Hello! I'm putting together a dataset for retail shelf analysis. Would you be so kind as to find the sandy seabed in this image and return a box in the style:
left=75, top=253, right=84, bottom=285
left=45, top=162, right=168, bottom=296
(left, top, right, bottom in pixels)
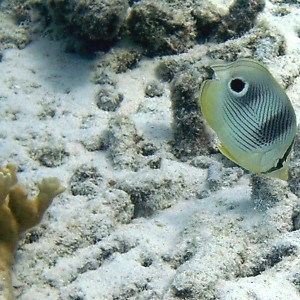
left=2, top=0, right=300, bottom=299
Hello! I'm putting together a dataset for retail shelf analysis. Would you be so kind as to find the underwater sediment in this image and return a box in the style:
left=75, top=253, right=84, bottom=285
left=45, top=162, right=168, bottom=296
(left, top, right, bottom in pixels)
left=1, top=0, right=300, bottom=299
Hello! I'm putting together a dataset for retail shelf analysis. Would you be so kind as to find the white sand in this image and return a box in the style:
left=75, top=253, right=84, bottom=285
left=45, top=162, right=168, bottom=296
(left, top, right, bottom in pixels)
left=1, top=1, right=300, bottom=299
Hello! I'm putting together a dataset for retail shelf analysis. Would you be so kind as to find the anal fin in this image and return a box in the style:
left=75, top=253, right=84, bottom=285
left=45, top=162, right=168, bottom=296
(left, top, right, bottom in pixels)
left=218, top=144, right=239, bottom=165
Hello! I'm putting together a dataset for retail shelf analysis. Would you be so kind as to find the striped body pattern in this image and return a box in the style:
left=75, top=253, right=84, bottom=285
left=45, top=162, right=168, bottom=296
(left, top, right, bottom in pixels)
left=199, top=59, right=297, bottom=180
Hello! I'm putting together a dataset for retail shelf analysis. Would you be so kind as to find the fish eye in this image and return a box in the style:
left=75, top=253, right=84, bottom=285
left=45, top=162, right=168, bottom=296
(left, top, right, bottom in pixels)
left=228, top=78, right=248, bottom=96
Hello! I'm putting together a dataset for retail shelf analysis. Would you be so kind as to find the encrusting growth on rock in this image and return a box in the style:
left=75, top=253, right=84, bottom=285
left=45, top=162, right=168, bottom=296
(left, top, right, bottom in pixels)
left=0, top=164, right=65, bottom=300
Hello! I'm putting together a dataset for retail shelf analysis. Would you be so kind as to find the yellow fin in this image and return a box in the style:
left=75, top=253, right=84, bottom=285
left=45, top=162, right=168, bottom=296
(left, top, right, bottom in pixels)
left=272, top=169, right=288, bottom=180
left=267, top=162, right=289, bottom=181
left=218, top=144, right=239, bottom=165
left=199, top=80, right=222, bottom=130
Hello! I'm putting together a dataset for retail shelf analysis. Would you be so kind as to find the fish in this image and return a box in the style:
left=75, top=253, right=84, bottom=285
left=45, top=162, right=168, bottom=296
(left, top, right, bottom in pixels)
left=199, top=58, right=297, bottom=180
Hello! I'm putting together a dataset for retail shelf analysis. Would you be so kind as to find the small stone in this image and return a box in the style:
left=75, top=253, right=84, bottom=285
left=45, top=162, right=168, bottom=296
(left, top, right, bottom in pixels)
left=145, top=80, right=164, bottom=97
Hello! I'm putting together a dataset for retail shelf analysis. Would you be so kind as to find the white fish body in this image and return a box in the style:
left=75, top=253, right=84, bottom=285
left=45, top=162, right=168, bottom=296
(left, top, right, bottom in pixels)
left=199, top=58, right=297, bottom=180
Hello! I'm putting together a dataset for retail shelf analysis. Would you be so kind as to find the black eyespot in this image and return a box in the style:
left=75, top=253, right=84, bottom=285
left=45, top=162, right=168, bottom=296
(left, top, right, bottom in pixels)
left=230, top=78, right=246, bottom=93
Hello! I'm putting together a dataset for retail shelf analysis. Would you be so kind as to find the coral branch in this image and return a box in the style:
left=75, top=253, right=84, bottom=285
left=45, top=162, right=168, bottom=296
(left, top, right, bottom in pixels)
left=0, top=165, right=64, bottom=299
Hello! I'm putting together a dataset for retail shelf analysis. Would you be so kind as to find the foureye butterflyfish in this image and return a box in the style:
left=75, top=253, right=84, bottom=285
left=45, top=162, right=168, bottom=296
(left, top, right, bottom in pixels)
left=199, top=58, right=297, bottom=180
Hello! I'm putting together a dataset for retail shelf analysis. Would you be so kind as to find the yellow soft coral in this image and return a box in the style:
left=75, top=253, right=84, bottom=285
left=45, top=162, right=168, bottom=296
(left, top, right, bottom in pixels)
left=0, top=164, right=65, bottom=300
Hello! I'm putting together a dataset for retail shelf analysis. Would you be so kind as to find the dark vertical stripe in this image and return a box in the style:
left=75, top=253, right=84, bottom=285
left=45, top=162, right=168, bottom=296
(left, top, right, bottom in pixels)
left=221, top=79, right=294, bottom=154
left=223, top=103, right=256, bottom=151
left=224, top=94, right=265, bottom=150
